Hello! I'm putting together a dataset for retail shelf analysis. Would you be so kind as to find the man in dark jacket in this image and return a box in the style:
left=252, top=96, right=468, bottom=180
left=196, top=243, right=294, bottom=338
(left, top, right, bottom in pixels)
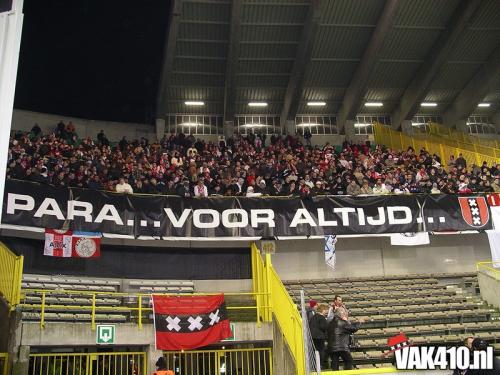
left=309, top=304, right=329, bottom=369
left=327, top=309, right=363, bottom=371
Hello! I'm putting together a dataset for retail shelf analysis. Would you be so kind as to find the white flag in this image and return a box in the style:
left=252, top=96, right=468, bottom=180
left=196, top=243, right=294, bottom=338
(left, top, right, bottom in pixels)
left=324, top=235, right=337, bottom=270
left=486, top=230, right=500, bottom=268
left=390, top=232, right=430, bottom=246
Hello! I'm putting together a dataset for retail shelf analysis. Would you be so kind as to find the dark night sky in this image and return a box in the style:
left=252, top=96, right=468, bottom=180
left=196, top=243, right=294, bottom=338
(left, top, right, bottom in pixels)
left=14, top=0, right=170, bottom=124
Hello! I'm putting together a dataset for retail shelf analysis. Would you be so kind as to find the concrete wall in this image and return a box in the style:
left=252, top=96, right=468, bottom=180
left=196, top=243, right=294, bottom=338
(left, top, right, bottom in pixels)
left=269, top=233, right=491, bottom=281
left=478, top=271, right=500, bottom=309
left=11, top=110, right=156, bottom=142
left=16, top=322, right=272, bottom=374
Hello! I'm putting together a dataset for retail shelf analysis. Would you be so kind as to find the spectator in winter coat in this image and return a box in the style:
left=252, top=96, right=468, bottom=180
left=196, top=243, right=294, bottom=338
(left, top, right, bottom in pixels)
left=309, top=304, right=329, bottom=369
left=327, top=309, right=364, bottom=371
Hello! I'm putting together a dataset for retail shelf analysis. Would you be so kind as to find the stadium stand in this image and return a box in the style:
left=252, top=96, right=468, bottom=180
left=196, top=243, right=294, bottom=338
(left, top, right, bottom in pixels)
left=286, top=273, right=500, bottom=368
left=7, top=125, right=500, bottom=197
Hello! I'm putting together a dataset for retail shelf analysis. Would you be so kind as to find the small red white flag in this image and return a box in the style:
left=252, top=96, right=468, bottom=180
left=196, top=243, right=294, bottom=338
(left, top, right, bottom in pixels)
left=44, top=229, right=101, bottom=258
left=44, top=229, right=73, bottom=257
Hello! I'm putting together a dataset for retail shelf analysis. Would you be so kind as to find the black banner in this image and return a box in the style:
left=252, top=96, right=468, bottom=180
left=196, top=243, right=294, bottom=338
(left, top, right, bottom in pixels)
left=2, top=180, right=492, bottom=239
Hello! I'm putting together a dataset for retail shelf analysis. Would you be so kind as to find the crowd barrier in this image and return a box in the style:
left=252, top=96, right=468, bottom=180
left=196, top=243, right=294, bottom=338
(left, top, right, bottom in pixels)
left=162, top=348, right=272, bottom=375
left=374, top=123, right=499, bottom=167
left=0, top=353, right=8, bottom=375
left=251, top=244, right=305, bottom=375
left=0, top=241, right=23, bottom=310
left=476, top=261, right=500, bottom=281
left=28, top=352, right=147, bottom=375
left=20, top=289, right=267, bottom=330
left=426, top=122, right=500, bottom=149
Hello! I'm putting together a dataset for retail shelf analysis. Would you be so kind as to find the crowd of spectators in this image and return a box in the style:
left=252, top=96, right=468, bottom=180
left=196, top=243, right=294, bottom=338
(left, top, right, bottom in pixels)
left=7, top=121, right=500, bottom=197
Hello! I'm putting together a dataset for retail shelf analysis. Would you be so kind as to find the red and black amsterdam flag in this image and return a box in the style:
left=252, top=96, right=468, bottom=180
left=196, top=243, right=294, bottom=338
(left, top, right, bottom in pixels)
left=152, top=294, right=231, bottom=350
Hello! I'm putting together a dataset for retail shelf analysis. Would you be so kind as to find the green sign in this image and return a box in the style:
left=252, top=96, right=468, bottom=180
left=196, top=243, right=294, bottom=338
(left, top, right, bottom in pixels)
left=223, top=323, right=236, bottom=341
left=96, top=324, right=115, bottom=344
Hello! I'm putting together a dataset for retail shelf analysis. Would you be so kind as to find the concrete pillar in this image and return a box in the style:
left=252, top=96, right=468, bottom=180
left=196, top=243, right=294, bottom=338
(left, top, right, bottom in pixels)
left=0, top=0, right=23, bottom=225
left=224, top=120, right=234, bottom=139
left=284, top=120, right=295, bottom=136
left=155, top=118, right=165, bottom=141
left=344, top=120, right=355, bottom=142
left=11, top=345, right=29, bottom=375
left=456, top=119, right=469, bottom=134
left=492, top=112, right=500, bottom=135
left=148, top=344, right=163, bottom=374
left=401, top=120, right=413, bottom=136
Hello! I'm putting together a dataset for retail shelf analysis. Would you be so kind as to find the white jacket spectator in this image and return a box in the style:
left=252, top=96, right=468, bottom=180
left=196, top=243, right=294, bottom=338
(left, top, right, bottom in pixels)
left=116, top=178, right=133, bottom=194
left=194, top=181, right=208, bottom=197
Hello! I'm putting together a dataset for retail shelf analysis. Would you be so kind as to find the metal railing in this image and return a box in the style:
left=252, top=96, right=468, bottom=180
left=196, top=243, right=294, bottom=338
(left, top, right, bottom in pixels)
left=476, top=261, right=500, bottom=281
left=374, top=123, right=500, bottom=167
left=162, top=348, right=272, bottom=375
left=28, top=352, right=146, bottom=375
left=20, top=289, right=269, bottom=330
left=0, top=353, right=8, bottom=375
left=427, top=122, right=499, bottom=149
left=0, top=241, right=24, bottom=310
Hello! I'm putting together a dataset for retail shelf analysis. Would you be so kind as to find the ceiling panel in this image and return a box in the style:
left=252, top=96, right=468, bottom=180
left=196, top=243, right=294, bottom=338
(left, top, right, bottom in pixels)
left=304, top=61, right=358, bottom=87
left=182, top=1, right=230, bottom=23
left=178, top=23, right=229, bottom=40
left=378, top=28, right=441, bottom=60
left=367, top=61, right=421, bottom=88
left=393, top=0, right=460, bottom=27
left=237, top=60, right=293, bottom=74
left=469, top=0, right=500, bottom=28
left=312, top=27, right=374, bottom=58
left=447, top=29, right=500, bottom=62
left=242, top=3, right=308, bottom=23
left=236, top=87, right=286, bottom=101
left=176, top=41, right=228, bottom=58
left=431, top=62, right=482, bottom=89
left=240, top=25, right=303, bottom=42
left=319, top=0, right=385, bottom=24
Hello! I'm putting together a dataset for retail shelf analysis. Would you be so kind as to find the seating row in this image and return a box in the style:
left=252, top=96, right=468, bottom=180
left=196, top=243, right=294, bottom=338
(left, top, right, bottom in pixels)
left=22, top=312, right=127, bottom=322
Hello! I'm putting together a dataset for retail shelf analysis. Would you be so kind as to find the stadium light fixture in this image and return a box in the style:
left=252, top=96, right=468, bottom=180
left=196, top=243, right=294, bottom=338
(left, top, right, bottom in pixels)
left=364, top=102, right=383, bottom=107
left=297, top=123, right=320, bottom=126
left=242, top=123, right=267, bottom=127
left=420, top=102, right=437, bottom=107
left=307, top=101, right=326, bottom=106
left=180, top=122, right=202, bottom=127
left=248, top=102, right=268, bottom=107
left=478, top=103, right=490, bottom=107
left=184, top=101, right=205, bottom=106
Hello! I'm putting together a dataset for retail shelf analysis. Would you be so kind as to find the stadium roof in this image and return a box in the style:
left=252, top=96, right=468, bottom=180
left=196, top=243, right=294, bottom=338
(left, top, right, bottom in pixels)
left=156, top=0, right=500, bottom=129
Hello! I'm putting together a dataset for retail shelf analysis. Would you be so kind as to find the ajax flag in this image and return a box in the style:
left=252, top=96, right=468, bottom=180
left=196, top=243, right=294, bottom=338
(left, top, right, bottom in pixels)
left=324, top=235, right=337, bottom=270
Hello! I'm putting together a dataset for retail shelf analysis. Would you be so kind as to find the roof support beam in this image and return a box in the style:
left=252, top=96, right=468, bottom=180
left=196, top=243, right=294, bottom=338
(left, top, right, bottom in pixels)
left=156, top=0, right=182, bottom=118
left=391, top=0, right=482, bottom=129
left=336, top=0, right=400, bottom=134
left=443, top=45, right=500, bottom=127
left=223, top=0, right=242, bottom=124
left=280, top=0, right=322, bottom=129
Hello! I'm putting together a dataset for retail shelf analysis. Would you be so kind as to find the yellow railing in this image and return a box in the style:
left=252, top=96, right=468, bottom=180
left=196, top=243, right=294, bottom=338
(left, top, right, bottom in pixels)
left=0, top=241, right=24, bottom=310
left=251, top=243, right=305, bottom=375
left=374, top=123, right=500, bottom=167
left=428, top=122, right=500, bottom=149
left=0, top=353, right=8, bottom=375
left=29, top=352, right=146, bottom=375
left=476, top=261, right=500, bottom=281
left=20, top=289, right=268, bottom=330
left=317, top=368, right=398, bottom=375
left=162, top=348, right=273, bottom=375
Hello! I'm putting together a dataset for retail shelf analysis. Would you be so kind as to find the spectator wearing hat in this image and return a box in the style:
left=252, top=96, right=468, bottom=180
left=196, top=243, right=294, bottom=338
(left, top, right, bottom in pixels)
left=306, top=300, right=318, bottom=321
